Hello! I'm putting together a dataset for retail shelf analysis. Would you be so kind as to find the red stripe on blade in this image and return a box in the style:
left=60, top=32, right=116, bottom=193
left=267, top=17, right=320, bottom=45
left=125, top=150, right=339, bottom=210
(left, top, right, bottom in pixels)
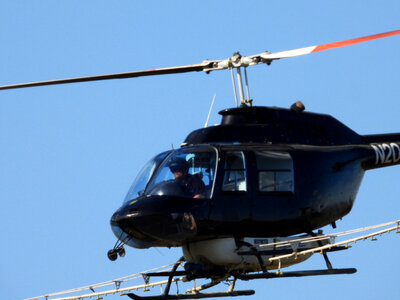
left=312, top=29, right=400, bottom=53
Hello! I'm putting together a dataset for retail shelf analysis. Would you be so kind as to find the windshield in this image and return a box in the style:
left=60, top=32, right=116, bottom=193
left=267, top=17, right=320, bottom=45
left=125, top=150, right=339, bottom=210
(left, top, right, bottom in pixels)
left=145, top=146, right=217, bottom=199
left=124, top=151, right=171, bottom=203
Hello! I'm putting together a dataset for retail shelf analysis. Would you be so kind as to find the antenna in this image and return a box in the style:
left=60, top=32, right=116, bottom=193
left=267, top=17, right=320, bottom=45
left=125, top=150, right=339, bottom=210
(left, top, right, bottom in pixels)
left=204, top=93, right=216, bottom=128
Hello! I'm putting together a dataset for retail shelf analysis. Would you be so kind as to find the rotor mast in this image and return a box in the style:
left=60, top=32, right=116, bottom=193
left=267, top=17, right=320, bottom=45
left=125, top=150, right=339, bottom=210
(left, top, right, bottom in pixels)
left=227, top=52, right=254, bottom=107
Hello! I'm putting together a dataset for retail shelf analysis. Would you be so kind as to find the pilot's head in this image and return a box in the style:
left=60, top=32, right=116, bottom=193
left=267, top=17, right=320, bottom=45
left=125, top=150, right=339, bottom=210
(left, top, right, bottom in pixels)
left=169, top=157, right=189, bottom=179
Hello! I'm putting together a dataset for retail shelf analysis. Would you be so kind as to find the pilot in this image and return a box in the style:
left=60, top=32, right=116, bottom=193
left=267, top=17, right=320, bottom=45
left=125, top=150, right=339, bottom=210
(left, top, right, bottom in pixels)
left=169, top=158, right=205, bottom=198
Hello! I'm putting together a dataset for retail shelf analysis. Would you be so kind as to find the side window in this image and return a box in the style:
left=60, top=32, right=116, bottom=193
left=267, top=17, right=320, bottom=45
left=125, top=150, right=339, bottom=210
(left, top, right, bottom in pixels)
left=222, top=151, right=247, bottom=192
left=256, top=151, right=294, bottom=193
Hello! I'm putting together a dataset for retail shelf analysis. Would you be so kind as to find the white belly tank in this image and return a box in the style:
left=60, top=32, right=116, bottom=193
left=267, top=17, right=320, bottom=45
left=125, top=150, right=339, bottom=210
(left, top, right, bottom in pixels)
left=182, top=235, right=326, bottom=272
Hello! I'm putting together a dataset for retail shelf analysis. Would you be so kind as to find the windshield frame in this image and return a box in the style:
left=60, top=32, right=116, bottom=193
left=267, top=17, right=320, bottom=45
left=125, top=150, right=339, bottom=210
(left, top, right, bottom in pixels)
left=123, top=150, right=172, bottom=203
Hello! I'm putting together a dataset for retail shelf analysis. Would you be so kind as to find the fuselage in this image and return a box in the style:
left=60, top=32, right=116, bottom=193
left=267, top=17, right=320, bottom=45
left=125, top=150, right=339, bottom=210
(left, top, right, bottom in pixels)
left=110, top=106, right=400, bottom=249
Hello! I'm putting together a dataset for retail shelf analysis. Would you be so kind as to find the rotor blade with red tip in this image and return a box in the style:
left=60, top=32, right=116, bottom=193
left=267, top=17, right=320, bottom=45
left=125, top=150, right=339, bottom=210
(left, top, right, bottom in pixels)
left=260, top=29, right=400, bottom=60
left=1, top=30, right=399, bottom=90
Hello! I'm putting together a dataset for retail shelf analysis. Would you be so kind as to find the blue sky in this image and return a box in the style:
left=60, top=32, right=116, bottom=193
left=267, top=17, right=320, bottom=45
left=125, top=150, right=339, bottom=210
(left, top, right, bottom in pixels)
left=1, top=1, right=399, bottom=299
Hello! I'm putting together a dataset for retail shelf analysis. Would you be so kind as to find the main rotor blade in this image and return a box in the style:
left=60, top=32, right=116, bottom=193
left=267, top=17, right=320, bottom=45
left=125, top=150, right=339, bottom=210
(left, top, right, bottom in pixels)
left=260, top=29, right=400, bottom=60
left=0, top=63, right=211, bottom=90
left=1, top=29, right=398, bottom=90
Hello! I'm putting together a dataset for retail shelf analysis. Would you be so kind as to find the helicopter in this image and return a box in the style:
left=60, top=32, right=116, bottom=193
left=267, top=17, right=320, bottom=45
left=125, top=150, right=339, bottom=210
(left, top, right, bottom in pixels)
left=3, top=29, right=400, bottom=300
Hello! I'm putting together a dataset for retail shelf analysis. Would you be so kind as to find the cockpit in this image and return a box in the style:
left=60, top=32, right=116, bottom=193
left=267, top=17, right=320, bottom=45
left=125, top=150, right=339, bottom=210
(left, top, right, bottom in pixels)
left=124, top=144, right=295, bottom=206
left=124, top=146, right=218, bottom=203
left=116, top=144, right=295, bottom=248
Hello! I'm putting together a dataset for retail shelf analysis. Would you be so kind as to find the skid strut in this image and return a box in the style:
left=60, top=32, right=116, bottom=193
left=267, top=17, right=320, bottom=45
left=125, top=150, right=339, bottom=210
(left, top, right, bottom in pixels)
left=127, top=256, right=255, bottom=300
left=308, top=231, right=333, bottom=269
left=236, top=240, right=268, bottom=273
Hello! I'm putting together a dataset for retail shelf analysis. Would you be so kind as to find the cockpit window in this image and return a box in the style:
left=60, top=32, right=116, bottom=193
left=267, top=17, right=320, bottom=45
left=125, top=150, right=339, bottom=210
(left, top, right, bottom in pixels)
left=255, top=151, right=294, bottom=192
left=222, top=151, right=247, bottom=192
left=124, top=151, right=171, bottom=203
left=146, top=146, right=217, bottom=199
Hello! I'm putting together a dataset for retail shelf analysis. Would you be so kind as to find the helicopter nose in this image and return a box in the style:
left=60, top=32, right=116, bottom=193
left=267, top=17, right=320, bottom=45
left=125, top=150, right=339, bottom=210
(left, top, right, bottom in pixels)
left=110, top=207, right=144, bottom=239
left=110, top=208, right=156, bottom=249
left=110, top=208, right=138, bottom=230
left=110, top=195, right=203, bottom=247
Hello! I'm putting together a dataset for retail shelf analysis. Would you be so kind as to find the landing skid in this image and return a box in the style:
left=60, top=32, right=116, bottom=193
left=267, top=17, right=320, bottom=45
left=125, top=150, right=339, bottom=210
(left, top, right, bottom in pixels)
left=126, top=290, right=255, bottom=300
left=127, top=268, right=356, bottom=300
left=126, top=252, right=357, bottom=300
left=127, top=257, right=254, bottom=300
left=233, top=268, right=356, bottom=280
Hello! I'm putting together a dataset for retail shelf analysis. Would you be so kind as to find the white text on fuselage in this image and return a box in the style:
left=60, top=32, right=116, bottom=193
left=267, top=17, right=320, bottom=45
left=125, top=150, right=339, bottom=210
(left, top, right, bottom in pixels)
left=371, top=142, right=400, bottom=165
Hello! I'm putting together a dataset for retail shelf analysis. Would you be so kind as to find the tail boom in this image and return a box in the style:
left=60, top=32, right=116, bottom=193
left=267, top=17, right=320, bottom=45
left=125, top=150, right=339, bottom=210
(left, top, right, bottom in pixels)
left=361, top=134, right=400, bottom=170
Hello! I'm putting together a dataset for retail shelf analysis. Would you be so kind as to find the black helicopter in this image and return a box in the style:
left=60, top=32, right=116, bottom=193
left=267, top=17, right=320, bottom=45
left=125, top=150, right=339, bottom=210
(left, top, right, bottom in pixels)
left=3, top=30, right=400, bottom=300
